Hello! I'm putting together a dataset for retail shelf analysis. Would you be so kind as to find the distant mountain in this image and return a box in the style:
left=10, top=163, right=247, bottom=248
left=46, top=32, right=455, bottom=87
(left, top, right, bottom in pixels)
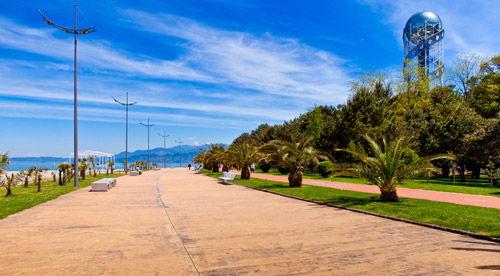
left=115, top=144, right=227, bottom=164
left=115, top=145, right=202, bottom=160
left=9, top=144, right=226, bottom=167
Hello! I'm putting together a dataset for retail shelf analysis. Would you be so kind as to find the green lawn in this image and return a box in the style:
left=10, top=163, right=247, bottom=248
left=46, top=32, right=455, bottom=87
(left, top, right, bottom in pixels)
left=205, top=170, right=500, bottom=237
left=0, top=173, right=124, bottom=219
left=253, top=168, right=500, bottom=197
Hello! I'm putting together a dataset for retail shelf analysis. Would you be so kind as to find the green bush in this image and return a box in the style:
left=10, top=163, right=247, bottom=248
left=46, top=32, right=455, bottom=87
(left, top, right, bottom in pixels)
left=259, top=163, right=272, bottom=173
left=277, top=166, right=290, bottom=174
left=317, top=161, right=333, bottom=178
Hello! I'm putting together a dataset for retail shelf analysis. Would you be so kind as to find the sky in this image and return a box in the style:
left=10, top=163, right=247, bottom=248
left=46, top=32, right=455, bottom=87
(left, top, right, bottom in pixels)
left=0, top=0, right=499, bottom=157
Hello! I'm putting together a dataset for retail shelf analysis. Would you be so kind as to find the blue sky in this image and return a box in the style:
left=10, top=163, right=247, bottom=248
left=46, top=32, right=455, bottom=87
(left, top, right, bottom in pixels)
left=1, top=0, right=499, bottom=157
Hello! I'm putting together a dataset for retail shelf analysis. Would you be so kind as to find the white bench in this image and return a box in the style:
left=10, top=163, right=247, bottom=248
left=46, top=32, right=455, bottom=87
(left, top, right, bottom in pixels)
left=153, top=167, right=160, bottom=171
left=130, top=171, right=139, bottom=176
left=91, top=178, right=116, bottom=192
left=219, top=172, right=236, bottom=184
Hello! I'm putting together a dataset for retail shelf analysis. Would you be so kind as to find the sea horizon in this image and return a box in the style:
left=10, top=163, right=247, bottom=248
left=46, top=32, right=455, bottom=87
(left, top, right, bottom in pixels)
left=6, top=158, right=193, bottom=172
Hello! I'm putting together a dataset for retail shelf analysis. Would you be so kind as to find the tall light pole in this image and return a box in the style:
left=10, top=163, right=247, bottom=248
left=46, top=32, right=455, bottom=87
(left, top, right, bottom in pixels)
left=158, top=131, right=169, bottom=168
left=113, top=92, right=137, bottom=173
left=139, top=118, right=155, bottom=169
left=175, top=139, right=183, bottom=168
left=39, top=6, right=96, bottom=188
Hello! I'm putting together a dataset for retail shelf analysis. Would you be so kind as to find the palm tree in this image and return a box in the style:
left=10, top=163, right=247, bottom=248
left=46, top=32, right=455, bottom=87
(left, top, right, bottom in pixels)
left=79, top=162, right=90, bottom=180
left=18, top=170, right=30, bottom=187
left=38, top=168, right=48, bottom=192
left=57, top=167, right=63, bottom=185
left=260, top=136, right=327, bottom=187
left=335, top=135, right=453, bottom=202
left=0, top=152, right=9, bottom=174
left=193, top=151, right=205, bottom=164
left=67, top=164, right=74, bottom=184
left=28, top=166, right=44, bottom=192
left=200, top=143, right=226, bottom=172
left=121, top=160, right=127, bottom=172
left=194, top=151, right=211, bottom=170
left=27, top=166, right=38, bottom=186
left=108, top=160, right=115, bottom=175
left=51, top=171, right=56, bottom=182
left=2, top=173, right=16, bottom=197
left=57, top=163, right=71, bottom=186
left=89, top=157, right=97, bottom=177
left=226, top=143, right=261, bottom=180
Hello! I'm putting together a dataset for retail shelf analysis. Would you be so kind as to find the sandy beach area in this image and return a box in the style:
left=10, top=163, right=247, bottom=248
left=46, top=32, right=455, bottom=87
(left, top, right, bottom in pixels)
left=0, top=169, right=124, bottom=182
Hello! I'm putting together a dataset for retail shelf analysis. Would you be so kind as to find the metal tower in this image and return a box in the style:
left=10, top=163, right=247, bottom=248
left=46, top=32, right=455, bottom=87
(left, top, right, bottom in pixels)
left=403, top=11, right=444, bottom=85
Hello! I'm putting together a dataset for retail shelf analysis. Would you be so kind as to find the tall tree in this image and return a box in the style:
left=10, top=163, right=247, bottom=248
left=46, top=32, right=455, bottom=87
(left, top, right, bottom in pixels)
left=470, top=56, right=500, bottom=118
left=335, top=79, right=397, bottom=161
left=448, top=52, right=484, bottom=101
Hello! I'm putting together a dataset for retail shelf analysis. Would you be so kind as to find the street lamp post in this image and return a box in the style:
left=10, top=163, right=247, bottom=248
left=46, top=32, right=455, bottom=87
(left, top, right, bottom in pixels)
left=39, top=6, right=96, bottom=188
left=139, top=118, right=155, bottom=169
left=113, top=92, right=137, bottom=173
left=175, top=139, right=184, bottom=168
left=158, top=131, right=169, bottom=168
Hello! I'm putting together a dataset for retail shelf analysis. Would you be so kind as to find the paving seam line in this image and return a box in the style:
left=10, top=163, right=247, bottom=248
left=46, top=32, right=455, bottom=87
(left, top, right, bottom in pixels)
left=155, top=173, right=202, bottom=276
left=205, top=174, right=500, bottom=244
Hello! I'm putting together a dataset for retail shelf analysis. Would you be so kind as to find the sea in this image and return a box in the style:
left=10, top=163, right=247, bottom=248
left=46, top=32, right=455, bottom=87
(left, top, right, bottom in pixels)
left=6, top=159, right=192, bottom=171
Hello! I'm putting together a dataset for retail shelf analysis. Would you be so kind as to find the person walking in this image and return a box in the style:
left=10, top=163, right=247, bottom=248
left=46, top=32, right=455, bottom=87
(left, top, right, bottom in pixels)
left=251, top=163, right=255, bottom=173
left=188, top=163, right=191, bottom=170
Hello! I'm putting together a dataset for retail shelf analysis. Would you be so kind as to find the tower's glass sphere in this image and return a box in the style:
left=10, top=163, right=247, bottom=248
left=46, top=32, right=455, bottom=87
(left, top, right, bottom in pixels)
left=404, top=11, right=443, bottom=44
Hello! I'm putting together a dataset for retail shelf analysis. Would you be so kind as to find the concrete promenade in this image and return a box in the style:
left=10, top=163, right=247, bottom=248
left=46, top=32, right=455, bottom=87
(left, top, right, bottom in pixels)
left=233, top=171, right=500, bottom=210
left=0, top=169, right=499, bottom=275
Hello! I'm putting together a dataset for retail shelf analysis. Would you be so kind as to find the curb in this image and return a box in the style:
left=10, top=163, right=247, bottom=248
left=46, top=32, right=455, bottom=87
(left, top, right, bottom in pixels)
left=215, top=176, right=500, bottom=244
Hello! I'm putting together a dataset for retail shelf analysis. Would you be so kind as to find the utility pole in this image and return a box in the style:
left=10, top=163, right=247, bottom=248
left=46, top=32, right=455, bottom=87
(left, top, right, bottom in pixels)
left=139, top=118, right=155, bottom=169
left=113, top=92, right=137, bottom=173
left=175, top=139, right=184, bottom=168
left=158, top=131, right=169, bottom=168
left=39, top=6, right=96, bottom=188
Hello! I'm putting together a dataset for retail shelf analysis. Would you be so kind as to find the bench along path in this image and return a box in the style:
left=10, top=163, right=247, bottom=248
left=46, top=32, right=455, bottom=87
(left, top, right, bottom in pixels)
left=1, top=169, right=499, bottom=275
left=230, top=171, right=500, bottom=210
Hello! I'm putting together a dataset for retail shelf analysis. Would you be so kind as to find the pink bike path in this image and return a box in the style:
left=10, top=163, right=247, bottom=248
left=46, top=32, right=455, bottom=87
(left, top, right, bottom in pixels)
left=230, top=171, right=500, bottom=210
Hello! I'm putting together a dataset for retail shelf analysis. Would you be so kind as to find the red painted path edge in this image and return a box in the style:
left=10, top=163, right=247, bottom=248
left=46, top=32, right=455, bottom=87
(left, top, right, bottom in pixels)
left=230, top=170, right=500, bottom=210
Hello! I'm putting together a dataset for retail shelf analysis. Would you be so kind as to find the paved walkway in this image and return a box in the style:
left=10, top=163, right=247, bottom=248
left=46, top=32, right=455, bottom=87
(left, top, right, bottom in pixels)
left=1, top=169, right=500, bottom=275
left=232, top=171, right=500, bottom=210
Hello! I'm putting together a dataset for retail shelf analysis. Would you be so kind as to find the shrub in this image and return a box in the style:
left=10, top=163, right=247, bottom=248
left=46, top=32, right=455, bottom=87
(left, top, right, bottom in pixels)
left=277, top=166, right=290, bottom=174
left=317, top=161, right=333, bottom=178
left=259, top=163, right=272, bottom=173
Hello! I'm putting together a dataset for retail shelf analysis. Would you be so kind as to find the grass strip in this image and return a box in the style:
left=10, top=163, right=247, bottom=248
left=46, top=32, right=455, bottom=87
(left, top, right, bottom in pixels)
left=205, top=170, right=500, bottom=238
left=0, top=173, right=124, bottom=219
left=256, top=169, right=500, bottom=197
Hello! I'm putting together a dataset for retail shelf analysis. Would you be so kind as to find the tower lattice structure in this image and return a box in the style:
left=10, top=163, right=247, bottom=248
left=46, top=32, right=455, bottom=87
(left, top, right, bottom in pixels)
left=403, top=11, right=444, bottom=85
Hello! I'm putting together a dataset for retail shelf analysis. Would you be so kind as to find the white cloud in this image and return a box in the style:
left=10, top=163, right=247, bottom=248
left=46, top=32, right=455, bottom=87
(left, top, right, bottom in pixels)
left=0, top=11, right=353, bottom=128
left=120, top=10, right=352, bottom=103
